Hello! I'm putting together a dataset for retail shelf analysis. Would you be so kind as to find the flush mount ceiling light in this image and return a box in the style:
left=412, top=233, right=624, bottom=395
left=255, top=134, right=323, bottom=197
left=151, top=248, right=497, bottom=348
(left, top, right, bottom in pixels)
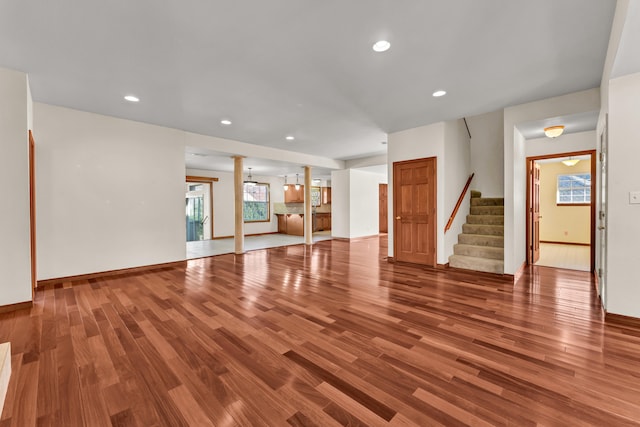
left=544, top=125, right=565, bottom=138
left=432, top=90, right=447, bottom=97
left=244, top=168, right=257, bottom=186
left=562, top=157, right=580, bottom=167
left=124, top=95, right=139, bottom=102
left=283, top=175, right=289, bottom=191
left=372, top=40, right=391, bottom=52
left=220, top=119, right=232, bottom=125
left=286, top=136, right=295, bottom=141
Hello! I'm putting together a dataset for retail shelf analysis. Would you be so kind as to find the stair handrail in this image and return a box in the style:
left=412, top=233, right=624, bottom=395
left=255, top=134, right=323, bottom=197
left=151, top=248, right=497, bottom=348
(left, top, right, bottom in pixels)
left=445, top=173, right=474, bottom=233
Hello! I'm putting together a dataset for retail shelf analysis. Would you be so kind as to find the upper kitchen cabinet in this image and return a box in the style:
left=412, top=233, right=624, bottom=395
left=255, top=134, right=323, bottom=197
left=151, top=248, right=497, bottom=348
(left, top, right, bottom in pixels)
left=284, top=185, right=304, bottom=203
left=321, top=187, right=331, bottom=204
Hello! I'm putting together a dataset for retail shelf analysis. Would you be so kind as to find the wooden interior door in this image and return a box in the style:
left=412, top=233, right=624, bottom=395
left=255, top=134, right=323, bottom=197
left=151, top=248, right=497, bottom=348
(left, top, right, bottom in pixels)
left=393, top=158, right=436, bottom=266
left=532, top=162, right=541, bottom=263
left=379, top=183, right=388, bottom=233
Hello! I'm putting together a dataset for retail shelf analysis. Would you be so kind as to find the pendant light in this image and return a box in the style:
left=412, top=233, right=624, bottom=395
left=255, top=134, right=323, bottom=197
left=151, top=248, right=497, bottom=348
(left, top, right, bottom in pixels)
left=562, top=157, right=580, bottom=167
left=295, top=173, right=300, bottom=191
left=283, top=176, right=289, bottom=191
left=244, top=168, right=257, bottom=186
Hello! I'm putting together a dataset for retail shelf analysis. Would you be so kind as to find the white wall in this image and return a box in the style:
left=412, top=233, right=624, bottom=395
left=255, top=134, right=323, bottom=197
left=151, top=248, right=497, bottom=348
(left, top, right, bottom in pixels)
left=526, top=130, right=597, bottom=157
left=606, top=72, right=640, bottom=318
left=387, top=120, right=470, bottom=264
left=444, top=120, right=472, bottom=259
left=35, top=103, right=186, bottom=280
left=330, top=169, right=383, bottom=239
left=349, top=170, right=383, bottom=239
left=331, top=169, right=350, bottom=238
left=467, top=109, right=504, bottom=197
left=503, top=88, right=600, bottom=274
left=0, top=68, right=32, bottom=305
left=388, top=122, right=445, bottom=260
left=186, top=168, right=284, bottom=237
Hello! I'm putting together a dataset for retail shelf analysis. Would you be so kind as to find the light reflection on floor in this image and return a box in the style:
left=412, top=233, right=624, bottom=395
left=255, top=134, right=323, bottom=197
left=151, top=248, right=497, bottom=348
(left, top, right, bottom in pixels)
left=186, top=231, right=332, bottom=259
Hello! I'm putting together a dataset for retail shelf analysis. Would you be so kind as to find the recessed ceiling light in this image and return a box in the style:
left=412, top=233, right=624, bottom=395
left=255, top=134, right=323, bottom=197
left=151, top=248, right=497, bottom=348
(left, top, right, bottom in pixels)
left=432, top=90, right=447, bottom=97
left=124, top=95, right=139, bottom=102
left=220, top=119, right=232, bottom=125
left=372, top=40, right=391, bottom=52
left=286, top=136, right=295, bottom=141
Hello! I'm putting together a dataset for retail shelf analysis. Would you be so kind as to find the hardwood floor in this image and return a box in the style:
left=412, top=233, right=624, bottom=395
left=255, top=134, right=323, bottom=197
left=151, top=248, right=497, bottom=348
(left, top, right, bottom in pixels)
left=1, top=236, right=639, bottom=426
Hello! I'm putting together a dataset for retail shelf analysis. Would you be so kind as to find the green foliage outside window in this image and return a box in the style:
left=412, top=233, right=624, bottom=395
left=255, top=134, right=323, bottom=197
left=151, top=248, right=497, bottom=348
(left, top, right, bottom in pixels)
left=244, top=183, right=270, bottom=222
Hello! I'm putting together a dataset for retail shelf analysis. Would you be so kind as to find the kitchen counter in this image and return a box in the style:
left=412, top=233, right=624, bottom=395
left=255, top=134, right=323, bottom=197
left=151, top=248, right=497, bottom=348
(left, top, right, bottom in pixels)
left=276, top=213, right=331, bottom=235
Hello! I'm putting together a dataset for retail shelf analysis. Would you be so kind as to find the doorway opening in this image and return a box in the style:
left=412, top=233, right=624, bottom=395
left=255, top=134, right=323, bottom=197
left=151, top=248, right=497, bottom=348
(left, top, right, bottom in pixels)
left=185, top=176, right=215, bottom=242
left=526, top=150, right=596, bottom=272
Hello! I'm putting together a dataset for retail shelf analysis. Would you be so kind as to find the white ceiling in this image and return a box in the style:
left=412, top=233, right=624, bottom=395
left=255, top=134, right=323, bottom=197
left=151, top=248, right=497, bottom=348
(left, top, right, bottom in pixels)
left=517, top=111, right=600, bottom=140
left=0, top=1, right=616, bottom=173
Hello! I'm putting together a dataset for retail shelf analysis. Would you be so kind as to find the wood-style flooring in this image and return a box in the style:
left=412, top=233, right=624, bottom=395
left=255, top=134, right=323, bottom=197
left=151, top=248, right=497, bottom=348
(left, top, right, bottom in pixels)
left=1, top=236, right=639, bottom=426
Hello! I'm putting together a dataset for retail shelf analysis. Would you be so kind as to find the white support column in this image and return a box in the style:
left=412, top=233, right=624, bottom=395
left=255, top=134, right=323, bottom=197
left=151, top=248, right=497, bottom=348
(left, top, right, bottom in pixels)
left=304, top=166, right=313, bottom=245
left=233, top=156, right=245, bottom=254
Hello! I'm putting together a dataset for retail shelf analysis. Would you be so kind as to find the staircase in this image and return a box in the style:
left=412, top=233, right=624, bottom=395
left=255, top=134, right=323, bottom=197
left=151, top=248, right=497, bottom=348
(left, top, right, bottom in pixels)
left=448, top=190, right=504, bottom=274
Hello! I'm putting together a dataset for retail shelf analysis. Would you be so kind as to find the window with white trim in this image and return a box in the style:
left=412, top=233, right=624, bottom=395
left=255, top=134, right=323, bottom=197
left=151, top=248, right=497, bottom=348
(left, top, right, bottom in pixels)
left=557, top=173, right=591, bottom=204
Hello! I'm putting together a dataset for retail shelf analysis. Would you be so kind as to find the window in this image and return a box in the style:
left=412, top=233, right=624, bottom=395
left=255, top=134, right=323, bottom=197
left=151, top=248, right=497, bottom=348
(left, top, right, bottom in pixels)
left=244, top=183, right=270, bottom=222
left=557, top=173, right=591, bottom=205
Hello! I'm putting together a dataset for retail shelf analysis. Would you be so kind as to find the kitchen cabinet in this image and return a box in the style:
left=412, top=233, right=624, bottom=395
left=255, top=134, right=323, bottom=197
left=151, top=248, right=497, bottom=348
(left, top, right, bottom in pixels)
left=284, top=185, right=304, bottom=203
left=276, top=214, right=304, bottom=235
left=315, top=213, right=331, bottom=231
left=277, top=213, right=331, bottom=234
left=321, top=187, right=331, bottom=204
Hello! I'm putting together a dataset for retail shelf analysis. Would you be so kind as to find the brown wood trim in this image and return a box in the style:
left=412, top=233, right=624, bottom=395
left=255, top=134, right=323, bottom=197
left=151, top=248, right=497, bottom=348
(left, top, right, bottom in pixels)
left=540, top=240, right=590, bottom=247
left=557, top=203, right=590, bottom=207
left=605, top=312, right=640, bottom=329
left=526, top=150, right=596, bottom=273
left=212, top=232, right=280, bottom=240
left=444, top=265, right=515, bottom=283
left=444, top=173, right=474, bottom=233
left=29, top=130, right=36, bottom=300
left=186, top=175, right=219, bottom=182
left=327, top=235, right=378, bottom=243
left=37, top=260, right=187, bottom=287
left=526, top=158, right=532, bottom=265
left=0, top=301, right=33, bottom=314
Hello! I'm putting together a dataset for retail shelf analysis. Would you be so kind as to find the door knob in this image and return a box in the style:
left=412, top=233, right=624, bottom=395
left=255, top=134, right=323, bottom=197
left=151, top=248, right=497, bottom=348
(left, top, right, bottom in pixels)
left=598, top=225, right=605, bottom=230
left=395, top=216, right=401, bottom=220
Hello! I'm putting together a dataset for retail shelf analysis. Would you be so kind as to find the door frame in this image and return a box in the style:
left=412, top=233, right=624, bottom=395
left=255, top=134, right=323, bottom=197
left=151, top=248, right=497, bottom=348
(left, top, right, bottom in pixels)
left=393, top=157, right=437, bottom=267
left=29, top=130, right=36, bottom=298
left=379, top=183, right=388, bottom=233
left=186, top=175, right=218, bottom=240
left=598, top=116, right=608, bottom=307
left=526, top=149, right=596, bottom=272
